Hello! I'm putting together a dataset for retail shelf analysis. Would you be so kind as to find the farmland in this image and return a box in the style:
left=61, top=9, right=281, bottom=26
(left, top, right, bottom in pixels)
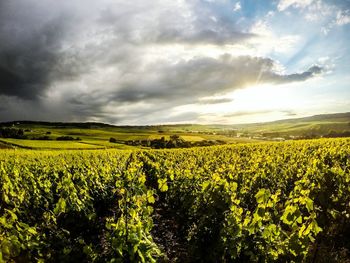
left=1, top=138, right=349, bottom=262
left=0, top=122, right=257, bottom=150
left=0, top=139, right=105, bottom=149
left=0, top=113, right=349, bottom=150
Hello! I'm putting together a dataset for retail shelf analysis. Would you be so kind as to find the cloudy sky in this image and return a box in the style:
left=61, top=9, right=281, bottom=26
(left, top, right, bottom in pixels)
left=0, top=0, right=349, bottom=124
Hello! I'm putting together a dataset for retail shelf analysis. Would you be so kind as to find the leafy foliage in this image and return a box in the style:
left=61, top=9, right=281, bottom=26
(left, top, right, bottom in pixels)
left=0, top=138, right=350, bottom=262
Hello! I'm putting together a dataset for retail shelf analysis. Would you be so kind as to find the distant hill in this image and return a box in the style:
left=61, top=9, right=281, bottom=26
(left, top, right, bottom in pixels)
left=1, top=112, right=350, bottom=139
left=236, top=112, right=350, bottom=138
left=270, top=112, right=350, bottom=124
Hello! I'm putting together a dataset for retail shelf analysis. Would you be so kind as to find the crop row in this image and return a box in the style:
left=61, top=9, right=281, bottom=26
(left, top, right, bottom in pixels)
left=0, top=138, right=349, bottom=262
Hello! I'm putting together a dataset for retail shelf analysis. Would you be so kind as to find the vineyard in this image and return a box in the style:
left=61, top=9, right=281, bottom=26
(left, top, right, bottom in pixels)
left=0, top=138, right=350, bottom=262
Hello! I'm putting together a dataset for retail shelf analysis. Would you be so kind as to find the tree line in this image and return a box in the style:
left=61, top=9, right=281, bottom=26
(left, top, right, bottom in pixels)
left=110, top=135, right=226, bottom=149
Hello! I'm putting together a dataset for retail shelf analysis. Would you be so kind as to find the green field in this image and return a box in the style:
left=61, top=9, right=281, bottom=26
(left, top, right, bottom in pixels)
left=1, top=112, right=349, bottom=150
left=0, top=141, right=12, bottom=149
left=1, top=115, right=350, bottom=260
left=1, top=138, right=349, bottom=262
left=0, top=123, right=260, bottom=149
left=0, top=138, right=105, bottom=149
left=237, top=112, right=350, bottom=138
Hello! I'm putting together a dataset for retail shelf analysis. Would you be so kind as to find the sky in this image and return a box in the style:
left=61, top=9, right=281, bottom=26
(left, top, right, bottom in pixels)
left=0, top=0, right=349, bottom=125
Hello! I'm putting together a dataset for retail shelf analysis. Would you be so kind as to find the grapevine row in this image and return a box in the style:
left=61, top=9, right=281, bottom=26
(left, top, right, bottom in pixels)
left=0, top=138, right=349, bottom=262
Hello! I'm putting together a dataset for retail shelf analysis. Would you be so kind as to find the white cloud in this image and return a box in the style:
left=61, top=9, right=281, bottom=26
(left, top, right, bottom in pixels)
left=266, top=11, right=275, bottom=17
left=233, top=2, right=241, bottom=12
left=336, top=10, right=350, bottom=25
left=316, top=56, right=335, bottom=75
left=304, top=0, right=334, bottom=21
left=278, top=0, right=314, bottom=11
left=0, top=0, right=338, bottom=124
left=319, top=8, right=350, bottom=35
left=279, top=1, right=349, bottom=35
left=249, top=20, right=300, bottom=55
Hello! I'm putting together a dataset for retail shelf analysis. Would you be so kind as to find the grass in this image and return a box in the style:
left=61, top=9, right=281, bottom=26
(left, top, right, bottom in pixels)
left=0, top=141, right=12, bottom=149
left=147, top=135, right=171, bottom=140
left=78, top=140, right=137, bottom=150
left=0, top=139, right=105, bottom=149
left=180, top=135, right=205, bottom=142
left=0, top=126, right=263, bottom=150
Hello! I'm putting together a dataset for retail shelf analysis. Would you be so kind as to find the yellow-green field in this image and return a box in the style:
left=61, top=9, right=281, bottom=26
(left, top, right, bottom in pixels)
left=1, top=138, right=349, bottom=262
left=78, top=140, right=138, bottom=149
left=0, top=138, right=104, bottom=149
left=0, top=123, right=264, bottom=150
left=180, top=135, right=205, bottom=141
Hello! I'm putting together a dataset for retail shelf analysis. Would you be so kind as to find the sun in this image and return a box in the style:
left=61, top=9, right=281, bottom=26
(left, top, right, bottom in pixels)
left=187, top=83, right=310, bottom=124
left=230, top=83, right=308, bottom=112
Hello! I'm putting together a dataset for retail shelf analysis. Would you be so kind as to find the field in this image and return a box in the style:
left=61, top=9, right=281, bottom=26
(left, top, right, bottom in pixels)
left=0, top=123, right=259, bottom=150
left=0, top=142, right=11, bottom=149
left=0, top=139, right=106, bottom=149
left=1, top=138, right=349, bottom=262
left=236, top=112, right=350, bottom=138
left=1, top=112, right=349, bottom=150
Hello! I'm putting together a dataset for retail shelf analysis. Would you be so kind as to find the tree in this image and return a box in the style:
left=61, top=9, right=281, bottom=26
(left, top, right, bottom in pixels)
left=170, top=135, right=180, bottom=141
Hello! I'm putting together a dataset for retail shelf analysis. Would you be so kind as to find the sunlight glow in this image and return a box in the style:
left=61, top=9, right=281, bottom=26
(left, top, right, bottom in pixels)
left=184, top=83, right=315, bottom=124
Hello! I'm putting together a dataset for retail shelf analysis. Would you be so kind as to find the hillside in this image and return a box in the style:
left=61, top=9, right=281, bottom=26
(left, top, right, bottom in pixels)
left=235, top=112, right=350, bottom=138
left=0, top=112, right=349, bottom=149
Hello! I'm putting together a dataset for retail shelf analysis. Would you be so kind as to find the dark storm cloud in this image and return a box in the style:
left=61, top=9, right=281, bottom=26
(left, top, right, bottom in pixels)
left=0, top=0, right=327, bottom=124
left=0, top=95, right=67, bottom=122
left=97, top=1, right=254, bottom=46
left=0, top=0, right=252, bottom=102
left=0, top=1, right=71, bottom=99
left=66, top=55, right=323, bottom=123
left=282, top=110, right=297, bottom=116
left=173, top=0, right=255, bottom=45
left=198, top=98, right=234, bottom=104
left=155, top=28, right=254, bottom=45
left=264, top=65, right=323, bottom=83
left=102, top=55, right=323, bottom=104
